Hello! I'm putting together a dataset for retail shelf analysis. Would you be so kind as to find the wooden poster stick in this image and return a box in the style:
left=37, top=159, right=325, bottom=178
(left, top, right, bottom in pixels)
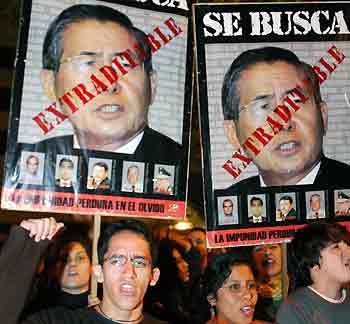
left=90, top=213, right=101, bottom=301
left=281, top=242, right=289, bottom=298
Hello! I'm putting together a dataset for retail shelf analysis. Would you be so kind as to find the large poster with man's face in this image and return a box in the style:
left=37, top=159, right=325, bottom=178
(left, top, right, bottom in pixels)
left=1, top=0, right=192, bottom=219
left=194, top=2, right=350, bottom=247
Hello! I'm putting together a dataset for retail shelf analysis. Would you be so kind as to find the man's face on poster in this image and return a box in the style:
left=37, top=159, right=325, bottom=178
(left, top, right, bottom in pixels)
left=26, top=156, right=39, bottom=175
left=92, top=165, right=108, bottom=183
left=251, top=199, right=263, bottom=217
left=279, top=198, right=293, bottom=216
left=127, top=166, right=139, bottom=185
left=223, top=199, right=233, bottom=216
left=226, top=61, right=328, bottom=183
left=42, top=19, right=157, bottom=150
left=59, top=160, right=74, bottom=181
left=310, top=195, right=321, bottom=211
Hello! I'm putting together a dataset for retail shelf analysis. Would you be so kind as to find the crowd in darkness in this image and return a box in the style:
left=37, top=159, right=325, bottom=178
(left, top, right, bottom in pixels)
left=0, top=217, right=349, bottom=324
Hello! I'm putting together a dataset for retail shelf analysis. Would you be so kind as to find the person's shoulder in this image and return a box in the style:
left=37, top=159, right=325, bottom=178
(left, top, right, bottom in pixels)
left=144, top=127, right=182, bottom=149
left=222, top=175, right=260, bottom=194
left=316, top=156, right=350, bottom=186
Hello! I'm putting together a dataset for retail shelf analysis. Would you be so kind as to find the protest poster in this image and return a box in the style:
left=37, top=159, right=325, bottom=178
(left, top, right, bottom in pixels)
left=194, top=1, right=350, bottom=247
left=1, top=0, right=192, bottom=220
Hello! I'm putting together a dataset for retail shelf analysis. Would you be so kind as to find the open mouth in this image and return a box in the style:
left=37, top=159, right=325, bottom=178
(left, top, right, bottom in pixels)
left=120, top=283, right=136, bottom=296
left=95, top=104, right=124, bottom=119
left=274, top=140, right=300, bottom=156
left=262, top=257, right=274, bottom=267
left=240, top=305, right=254, bottom=317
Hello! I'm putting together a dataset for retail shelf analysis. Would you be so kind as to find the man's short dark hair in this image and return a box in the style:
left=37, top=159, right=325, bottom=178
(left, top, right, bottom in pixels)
left=26, top=154, right=39, bottom=165
left=279, top=195, right=293, bottom=204
left=97, top=219, right=157, bottom=267
left=59, top=158, right=74, bottom=168
left=93, top=161, right=109, bottom=173
left=288, top=222, right=349, bottom=289
left=202, top=252, right=253, bottom=299
left=223, top=198, right=233, bottom=207
left=250, top=196, right=263, bottom=206
left=310, top=193, right=321, bottom=202
left=43, top=4, right=153, bottom=74
left=222, top=46, right=323, bottom=121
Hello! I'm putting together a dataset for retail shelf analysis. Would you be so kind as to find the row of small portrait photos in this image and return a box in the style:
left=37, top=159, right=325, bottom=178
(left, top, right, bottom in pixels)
left=18, top=151, right=176, bottom=196
left=215, top=189, right=350, bottom=226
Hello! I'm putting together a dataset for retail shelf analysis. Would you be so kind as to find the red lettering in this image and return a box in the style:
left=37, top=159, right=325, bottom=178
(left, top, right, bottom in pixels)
left=72, top=83, right=95, bottom=105
left=319, top=57, right=337, bottom=74
left=312, top=65, right=327, bottom=85
left=252, top=127, right=273, bottom=146
left=231, top=149, right=252, bottom=167
left=145, top=34, right=162, bottom=53
left=99, top=65, right=119, bottom=85
left=111, top=57, right=128, bottom=75
left=59, top=92, right=79, bottom=113
left=328, top=45, right=346, bottom=64
left=242, top=137, right=260, bottom=156
left=164, top=18, right=183, bottom=37
left=291, top=86, right=309, bottom=104
left=32, top=112, right=54, bottom=134
left=121, top=49, right=139, bottom=69
left=266, top=116, right=283, bottom=134
left=284, top=96, right=301, bottom=113
left=45, top=103, right=68, bottom=125
left=273, top=104, right=291, bottom=123
left=222, top=160, right=242, bottom=178
left=153, top=26, right=173, bottom=45
left=90, top=74, right=108, bottom=94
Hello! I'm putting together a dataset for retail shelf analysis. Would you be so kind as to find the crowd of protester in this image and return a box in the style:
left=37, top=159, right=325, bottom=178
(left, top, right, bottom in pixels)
left=0, top=217, right=349, bottom=323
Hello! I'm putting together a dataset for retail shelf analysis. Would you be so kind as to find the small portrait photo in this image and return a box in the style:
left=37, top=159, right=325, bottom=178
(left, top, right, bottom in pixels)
left=335, top=189, right=350, bottom=217
left=217, top=196, right=239, bottom=226
left=19, top=152, right=45, bottom=185
left=275, top=193, right=298, bottom=222
left=153, top=164, right=175, bottom=195
left=121, top=161, right=145, bottom=193
left=55, top=155, right=78, bottom=188
left=87, top=158, right=112, bottom=191
left=306, top=191, right=326, bottom=220
left=247, top=194, right=267, bottom=224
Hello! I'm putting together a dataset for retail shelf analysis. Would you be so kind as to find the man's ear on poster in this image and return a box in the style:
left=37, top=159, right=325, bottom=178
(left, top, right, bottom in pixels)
left=223, top=119, right=241, bottom=149
left=319, top=101, right=328, bottom=135
left=40, top=69, right=57, bottom=101
left=148, top=70, right=158, bottom=106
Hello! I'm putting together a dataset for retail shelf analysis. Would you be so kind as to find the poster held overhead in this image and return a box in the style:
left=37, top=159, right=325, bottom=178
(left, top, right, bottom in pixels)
left=194, top=1, right=350, bottom=247
left=2, top=0, right=192, bottom=220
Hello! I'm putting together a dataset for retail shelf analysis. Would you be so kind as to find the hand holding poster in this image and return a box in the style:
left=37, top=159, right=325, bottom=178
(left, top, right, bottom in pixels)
left=194, top=1, right=350, bottom=247
left=1, top=0, right=192, bottom=219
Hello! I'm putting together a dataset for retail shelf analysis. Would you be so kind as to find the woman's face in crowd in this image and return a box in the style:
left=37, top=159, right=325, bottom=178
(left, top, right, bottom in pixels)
left=58, top=242, right=91, bottom=294
left=214, top=264, right=258, bottom=324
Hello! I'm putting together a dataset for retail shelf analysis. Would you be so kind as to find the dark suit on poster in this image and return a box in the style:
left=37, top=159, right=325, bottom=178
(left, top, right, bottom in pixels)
left=280, top=208, right=297, bottom=221
left=222, top=155, right=350, bottom=194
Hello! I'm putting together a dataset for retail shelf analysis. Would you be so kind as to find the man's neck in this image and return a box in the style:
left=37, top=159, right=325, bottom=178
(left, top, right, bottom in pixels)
left=311, top=279, right=343, bottom=300
left=259, top=159, right=321, bottom=186
left=100, top=299, right=143, bottom=322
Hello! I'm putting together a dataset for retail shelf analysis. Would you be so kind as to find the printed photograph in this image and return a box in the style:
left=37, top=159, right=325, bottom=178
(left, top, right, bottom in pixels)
left=306, top=190, right=326, bottom=220
left=275, top=192, right=298, bottom=222
left=247, top=194, right=267, bottom=224
left=217, top=196, right=239, bottom=226
left=121, top=161, right=145, bottom=193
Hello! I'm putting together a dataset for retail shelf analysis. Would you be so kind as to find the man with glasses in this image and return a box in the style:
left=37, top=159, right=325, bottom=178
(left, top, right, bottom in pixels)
left=35, top=4, right=182, bottom=161
left=0, top=217, right=166, bottom=323
left=221, top=46, right=350, bottom=191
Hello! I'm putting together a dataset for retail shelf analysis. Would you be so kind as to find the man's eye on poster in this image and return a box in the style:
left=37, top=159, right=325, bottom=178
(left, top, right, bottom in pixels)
left=1, top=0, right=192, bottom=220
